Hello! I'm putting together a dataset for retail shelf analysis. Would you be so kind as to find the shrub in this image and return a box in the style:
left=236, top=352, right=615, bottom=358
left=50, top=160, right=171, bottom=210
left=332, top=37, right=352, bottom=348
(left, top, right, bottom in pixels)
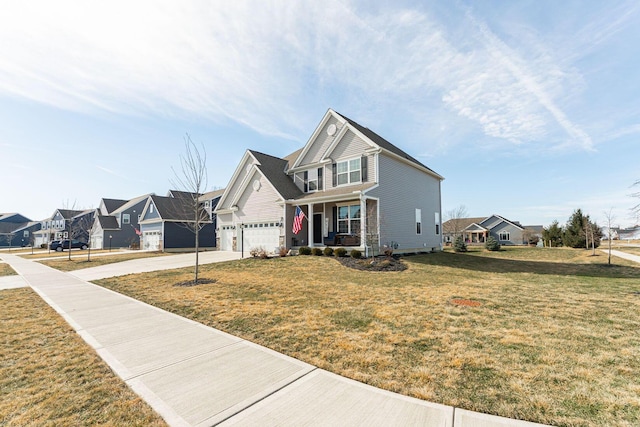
left=249, top=246, right=268, bottom=258
left=298, top=246, right=312, bottom=255
left=485, top=236, right=501, bottom=251
left=278, top=246, right=288, bottom=257
left=383, top=246, right=393, bottom=258
left=311, top=247, right=324, bottom=256
left=323, top=247, right=334, bottom=256
left=350, top=249, right=362, bottom=259
left=334, top=247, right=347, bottom=257
left=453, top=235, right=467, bottom=252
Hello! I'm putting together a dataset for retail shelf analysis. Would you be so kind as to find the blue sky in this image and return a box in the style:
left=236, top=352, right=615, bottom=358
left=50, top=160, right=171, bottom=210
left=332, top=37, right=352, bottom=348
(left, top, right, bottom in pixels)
left=1, top=1, right=639, bottom=228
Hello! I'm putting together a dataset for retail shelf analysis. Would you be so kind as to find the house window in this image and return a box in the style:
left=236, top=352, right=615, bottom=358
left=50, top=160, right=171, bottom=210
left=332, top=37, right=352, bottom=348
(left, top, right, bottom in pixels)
left=23, top=231, right=29, bottom=238
left=435, top=212, right=440, bottom=235
left=499, top=230, right=510, bottom=241
left=295, top=168, right=324, bottom=193
left=150, top=204, right=154, bottom=214
left=338, top=204, right=361, bottom=235
left=123, top=214, right=130, bottom=224
left=335, top=158, right=361, bottom=186
left=416, top=209, right=422, bottom=235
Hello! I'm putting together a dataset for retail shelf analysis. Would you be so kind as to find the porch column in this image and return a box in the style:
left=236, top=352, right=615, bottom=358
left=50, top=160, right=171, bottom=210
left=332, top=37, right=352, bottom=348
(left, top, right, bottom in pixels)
left=360, top=197, right=366, bottom=249
left=308, top=203, right=314, bottom=247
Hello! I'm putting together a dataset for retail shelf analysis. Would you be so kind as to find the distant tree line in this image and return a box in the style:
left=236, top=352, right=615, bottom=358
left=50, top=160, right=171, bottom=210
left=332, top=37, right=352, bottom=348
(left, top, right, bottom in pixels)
left=542, top=208, right=602, bottom=249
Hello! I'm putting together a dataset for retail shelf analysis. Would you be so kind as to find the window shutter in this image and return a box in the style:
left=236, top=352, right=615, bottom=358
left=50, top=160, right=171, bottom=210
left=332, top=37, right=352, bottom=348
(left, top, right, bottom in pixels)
left=332, top=163, right=337, bottom=186
left=332, top=206, right=337, bottom=233
left=318, top=167, right=323, bottom=190
left=303, top=171, right=308, bottom=193
left=361, top=156, right=368, bottom=182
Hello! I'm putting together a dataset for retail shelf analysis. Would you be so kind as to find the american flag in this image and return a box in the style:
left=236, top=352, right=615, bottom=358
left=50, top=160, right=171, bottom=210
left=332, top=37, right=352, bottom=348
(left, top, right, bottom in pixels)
left=292, top=206, right=306, bottom=235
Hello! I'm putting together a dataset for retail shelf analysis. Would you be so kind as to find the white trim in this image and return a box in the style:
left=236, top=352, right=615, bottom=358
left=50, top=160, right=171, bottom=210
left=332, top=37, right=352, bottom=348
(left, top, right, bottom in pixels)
left=216, top=150, right=253, bottom=211
left=292, top=109, right=343, bottom=169
left=334, top=156, right=362, bottom=187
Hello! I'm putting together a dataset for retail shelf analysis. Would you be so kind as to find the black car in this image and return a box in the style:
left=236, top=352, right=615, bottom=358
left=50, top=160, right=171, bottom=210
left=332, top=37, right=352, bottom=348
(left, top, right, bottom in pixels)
left=49, top=240, right=62, bottom=251
left=55, top=239, right=89, bottom=251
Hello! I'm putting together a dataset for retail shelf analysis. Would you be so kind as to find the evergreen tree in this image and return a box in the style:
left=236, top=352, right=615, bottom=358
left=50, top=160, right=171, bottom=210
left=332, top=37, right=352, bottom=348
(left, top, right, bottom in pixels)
left=542, top=220, right=563, bottom=247
left=453, top=235, right=467, bottom=252
left=485, top=236, right=501, bottom=251
left=563, top=209, right=587, bottom=248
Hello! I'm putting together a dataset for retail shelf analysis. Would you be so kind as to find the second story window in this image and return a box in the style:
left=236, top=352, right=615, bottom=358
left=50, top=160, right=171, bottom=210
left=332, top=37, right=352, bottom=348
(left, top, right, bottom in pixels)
left=333, top=156, right=367, bottom=186
left=123, top=214, right=130, bottom=224
left=294, top=168, right=323, bottom=193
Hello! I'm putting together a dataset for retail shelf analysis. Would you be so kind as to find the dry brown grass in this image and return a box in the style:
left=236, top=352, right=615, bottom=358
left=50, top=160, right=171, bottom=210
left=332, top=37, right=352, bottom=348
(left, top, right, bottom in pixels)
left=96, top=247, right=640, bottom=427
left=39, top=251, right=168, bottom=271
left=0, top=263, right=16, bottom=276
left=0, top=288, right=166, bottom=426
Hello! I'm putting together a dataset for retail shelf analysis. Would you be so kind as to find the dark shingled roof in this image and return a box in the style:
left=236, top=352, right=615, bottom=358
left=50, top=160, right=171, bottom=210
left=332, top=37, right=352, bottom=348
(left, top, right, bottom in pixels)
left=102, top=198, right=127, bottom=214
left=97, top=215, right=120, bottom=230
left=150, top=195, right=209, bottom=222
left=57, top=209, right=84, bottom=219
left=250, top=151, right=304, bottom=200
left=334, top=111, right=441, bottom=177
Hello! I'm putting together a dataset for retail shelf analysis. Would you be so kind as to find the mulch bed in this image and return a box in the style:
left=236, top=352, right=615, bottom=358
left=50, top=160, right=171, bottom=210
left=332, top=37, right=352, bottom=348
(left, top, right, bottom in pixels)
left=173, top=278, right=217, bottom=287
left=336, top=256, right=407, bottom=272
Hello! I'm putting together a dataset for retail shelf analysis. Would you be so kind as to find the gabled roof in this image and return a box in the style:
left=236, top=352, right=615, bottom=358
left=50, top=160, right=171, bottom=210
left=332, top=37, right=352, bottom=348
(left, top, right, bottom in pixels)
left=101, top=198, right=127, bottom=214
left=56, top=209, right=84, bottom=219
left=479, top=214, right=524, bottom=231
left=442, top=217, right=486, bottom=234
left=334, top=111, right=439, bottom=176
left=199, top=189, right=225, bottom=202
left=0, top=213, right=32, bottom=223
left=147, top=194, right=209, bottom=222
left=250, top=151, right=303, bottom=201
left=167, top=190, right=201, bottom=200
left=111, top=193, right=153, bottom=215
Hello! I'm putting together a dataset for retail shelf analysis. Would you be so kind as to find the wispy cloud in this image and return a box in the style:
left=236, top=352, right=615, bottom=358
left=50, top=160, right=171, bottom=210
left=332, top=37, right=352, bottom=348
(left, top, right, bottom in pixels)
left=96, top=165, right=127, bottom=179
left=0, top=1, right=619, bottom=153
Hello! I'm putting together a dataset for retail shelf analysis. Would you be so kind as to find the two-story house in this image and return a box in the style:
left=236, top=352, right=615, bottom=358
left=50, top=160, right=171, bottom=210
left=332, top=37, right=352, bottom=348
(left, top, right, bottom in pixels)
left=90, top=194, right=150, bottom=249
left=215, top=109, right=444, bottom=255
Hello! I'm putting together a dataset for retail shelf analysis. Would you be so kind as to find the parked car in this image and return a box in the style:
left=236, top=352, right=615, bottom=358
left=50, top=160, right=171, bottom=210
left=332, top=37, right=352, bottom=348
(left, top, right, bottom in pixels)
left=49, top=240, right=62, bottom=251
left=55, top=239, right=89, bottom=251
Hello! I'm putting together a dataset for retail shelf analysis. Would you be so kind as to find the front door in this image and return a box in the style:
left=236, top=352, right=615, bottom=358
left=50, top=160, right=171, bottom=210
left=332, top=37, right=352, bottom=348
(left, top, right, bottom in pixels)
left=313, top=213, right=323, bottom=245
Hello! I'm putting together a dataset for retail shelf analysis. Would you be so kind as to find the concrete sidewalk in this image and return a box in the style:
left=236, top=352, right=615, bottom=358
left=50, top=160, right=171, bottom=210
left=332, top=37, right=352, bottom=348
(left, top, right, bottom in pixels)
left=602, top=248, right=640, bottom=264
left=1, top=253, right=550, bottom=427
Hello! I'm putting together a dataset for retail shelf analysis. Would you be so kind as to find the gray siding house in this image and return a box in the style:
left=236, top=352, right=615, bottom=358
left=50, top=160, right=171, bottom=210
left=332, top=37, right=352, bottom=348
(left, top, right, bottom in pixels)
left=0, top=213, right=40, bottom=247
left=215, top=109, right=444, bottom=255
left=138, top=191, right=219, bottom=252
left=89, top=194, right=150, bottom=249
left=443, top=214, right=526, bottom=246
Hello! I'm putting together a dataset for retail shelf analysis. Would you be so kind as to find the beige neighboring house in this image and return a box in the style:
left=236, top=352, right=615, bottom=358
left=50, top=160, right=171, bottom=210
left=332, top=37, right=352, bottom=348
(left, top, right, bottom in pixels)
left=443, top=214, right=532, bottom=246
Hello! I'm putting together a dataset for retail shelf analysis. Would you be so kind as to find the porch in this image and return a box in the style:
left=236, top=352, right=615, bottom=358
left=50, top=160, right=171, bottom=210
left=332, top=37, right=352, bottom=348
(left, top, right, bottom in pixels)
left=288, top=197, right=379, bottom=251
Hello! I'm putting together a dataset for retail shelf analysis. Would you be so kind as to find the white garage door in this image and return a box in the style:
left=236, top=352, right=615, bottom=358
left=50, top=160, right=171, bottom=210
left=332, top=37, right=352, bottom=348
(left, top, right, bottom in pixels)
left=143, top=232, right=161, bottom=251
left=91, top=236, right=103, bottom=250
left=241, top=222, right=280, bottom=253
left=220, top=226, right=234, bottom=251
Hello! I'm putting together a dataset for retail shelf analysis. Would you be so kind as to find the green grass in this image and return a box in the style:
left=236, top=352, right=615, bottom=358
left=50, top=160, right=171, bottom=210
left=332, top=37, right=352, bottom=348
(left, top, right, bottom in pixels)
left=95, top=247, right=640, bottom=427
left=0, top=288, right=166, bottom=426
left=39, top=251, right=168, bottom=271
left=0, top=263, right=16, bottom=276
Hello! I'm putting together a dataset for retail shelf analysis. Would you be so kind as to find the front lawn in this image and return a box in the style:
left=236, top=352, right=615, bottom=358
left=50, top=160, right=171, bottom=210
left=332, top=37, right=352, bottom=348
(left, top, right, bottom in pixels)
left=0, top=263, right=16, bottom=276
left=96, top=247, right=640, bottom=427
left=39, top=251, right=168, bottom=271
left=0, top=288, right=166, bottom=426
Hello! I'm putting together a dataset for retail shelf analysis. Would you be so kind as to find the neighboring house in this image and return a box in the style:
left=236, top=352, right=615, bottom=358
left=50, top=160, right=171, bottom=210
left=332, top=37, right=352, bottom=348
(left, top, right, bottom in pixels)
left=443, top=214, right=526, bottom=246
left=89, top=194, right=150, bottom=249
left=138, top=191, right=219, bottom=251
left=215, top=109, right=444, bottom=255
left=617, top=225, right=640, bottom=240
left=33, top=209, right=84, bottom=247
left=70, top=209, right=97, bottom=243
left=0, top=213, right=40, bottom=247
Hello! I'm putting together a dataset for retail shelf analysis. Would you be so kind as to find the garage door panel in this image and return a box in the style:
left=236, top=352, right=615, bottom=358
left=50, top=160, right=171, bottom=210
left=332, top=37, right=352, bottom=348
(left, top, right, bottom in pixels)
left=241, top=223, right=280, bottom=252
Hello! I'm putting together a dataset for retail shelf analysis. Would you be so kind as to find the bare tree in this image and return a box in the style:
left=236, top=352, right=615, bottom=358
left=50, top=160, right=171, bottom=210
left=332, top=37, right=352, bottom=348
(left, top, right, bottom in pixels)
left=603, top=208, right=615, bottom=265
left=70, top=211, right=96, bottom=262
left=2, top=232, right=15, bottom=251
left=445, top=205, right=468, bottom=244
left=170, top=134, right=209, bottom=284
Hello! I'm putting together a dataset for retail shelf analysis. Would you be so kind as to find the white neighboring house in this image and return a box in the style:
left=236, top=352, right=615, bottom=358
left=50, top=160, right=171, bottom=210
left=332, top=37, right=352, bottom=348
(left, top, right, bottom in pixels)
left=215, top=109, right=444, bottom=255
